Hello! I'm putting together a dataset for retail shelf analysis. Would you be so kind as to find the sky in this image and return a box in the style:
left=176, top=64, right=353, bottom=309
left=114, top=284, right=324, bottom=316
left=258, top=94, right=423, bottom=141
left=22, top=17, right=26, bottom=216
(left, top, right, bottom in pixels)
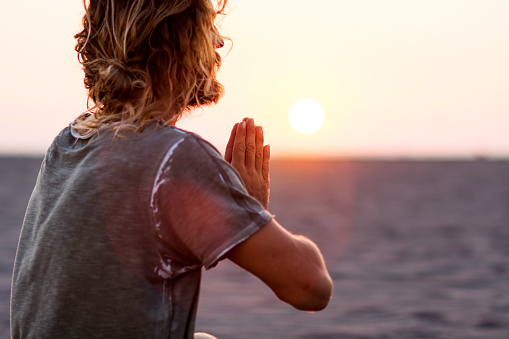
left=0, top=0, right=508, bottom=158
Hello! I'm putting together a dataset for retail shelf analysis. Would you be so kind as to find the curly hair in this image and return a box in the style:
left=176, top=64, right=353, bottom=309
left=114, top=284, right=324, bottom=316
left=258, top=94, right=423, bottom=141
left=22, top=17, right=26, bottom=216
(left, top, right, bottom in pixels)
left=74, top=0, right=227, bottom=131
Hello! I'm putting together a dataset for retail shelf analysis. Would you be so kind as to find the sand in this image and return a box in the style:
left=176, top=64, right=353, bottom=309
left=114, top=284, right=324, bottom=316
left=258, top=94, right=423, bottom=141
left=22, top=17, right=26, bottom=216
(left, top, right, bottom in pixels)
left=1, top=157, right=508, bottom=338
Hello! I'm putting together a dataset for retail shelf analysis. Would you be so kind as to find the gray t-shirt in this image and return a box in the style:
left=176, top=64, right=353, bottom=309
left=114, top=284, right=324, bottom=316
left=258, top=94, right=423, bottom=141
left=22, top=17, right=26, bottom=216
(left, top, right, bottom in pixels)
left=11, top=122, right=272, bottom=339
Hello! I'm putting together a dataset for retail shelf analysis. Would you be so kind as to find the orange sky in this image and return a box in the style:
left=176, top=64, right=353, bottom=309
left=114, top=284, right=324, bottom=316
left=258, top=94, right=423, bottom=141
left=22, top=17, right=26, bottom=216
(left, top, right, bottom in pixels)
left=1, top=0, right=508, bottom=158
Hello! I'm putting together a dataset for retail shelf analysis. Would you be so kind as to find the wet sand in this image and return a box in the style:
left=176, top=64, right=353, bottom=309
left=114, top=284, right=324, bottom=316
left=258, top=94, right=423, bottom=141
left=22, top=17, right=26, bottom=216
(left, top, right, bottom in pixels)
left=1, top=157, right=508, bottom=338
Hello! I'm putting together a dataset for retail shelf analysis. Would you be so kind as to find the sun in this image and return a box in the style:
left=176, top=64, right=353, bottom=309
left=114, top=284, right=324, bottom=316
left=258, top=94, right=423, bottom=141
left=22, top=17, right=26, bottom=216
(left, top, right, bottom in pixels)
left=288, top=99, right=325, bottom=134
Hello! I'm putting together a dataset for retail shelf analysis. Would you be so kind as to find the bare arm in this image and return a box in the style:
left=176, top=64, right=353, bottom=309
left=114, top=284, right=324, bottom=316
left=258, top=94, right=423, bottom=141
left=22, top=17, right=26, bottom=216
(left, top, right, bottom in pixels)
left=227, top=219, right=333, bottom=311
left=224, top=118, right=333, bottom=311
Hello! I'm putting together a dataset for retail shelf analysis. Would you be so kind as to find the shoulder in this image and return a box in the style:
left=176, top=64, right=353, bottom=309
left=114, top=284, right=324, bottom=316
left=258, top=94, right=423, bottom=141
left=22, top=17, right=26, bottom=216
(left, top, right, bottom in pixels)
left=152, top=126, right=250, bottom=202
left=154, top=127, right=228, bottom=174
left=150, top=126, right=220, bottom=157
left=173, top=128, right=222, bottom=159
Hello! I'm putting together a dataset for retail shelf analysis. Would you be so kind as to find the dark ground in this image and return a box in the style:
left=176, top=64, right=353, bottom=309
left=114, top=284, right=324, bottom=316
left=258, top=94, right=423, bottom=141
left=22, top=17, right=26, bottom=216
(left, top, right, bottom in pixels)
left=1, top=157, right=508, bottom=338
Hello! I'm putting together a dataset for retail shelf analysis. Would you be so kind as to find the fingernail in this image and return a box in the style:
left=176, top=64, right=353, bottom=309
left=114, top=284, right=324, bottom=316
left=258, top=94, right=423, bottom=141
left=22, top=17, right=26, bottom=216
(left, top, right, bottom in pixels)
left=256, top=126, right=263, bottom=134
left=249, top=118, right=254, bottom=126
left=241, top=121, right=246, bottom=128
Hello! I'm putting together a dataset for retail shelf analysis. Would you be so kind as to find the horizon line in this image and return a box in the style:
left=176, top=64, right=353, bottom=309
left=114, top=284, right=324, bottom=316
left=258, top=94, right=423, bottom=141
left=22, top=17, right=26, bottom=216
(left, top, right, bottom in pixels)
left=1, top=152, right=508, bottom=162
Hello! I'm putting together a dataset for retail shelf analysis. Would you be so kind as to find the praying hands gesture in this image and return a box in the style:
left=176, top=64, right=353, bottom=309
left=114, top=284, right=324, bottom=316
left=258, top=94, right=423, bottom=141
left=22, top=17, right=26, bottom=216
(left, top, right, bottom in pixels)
left=225, top=118, right=270, bottom=209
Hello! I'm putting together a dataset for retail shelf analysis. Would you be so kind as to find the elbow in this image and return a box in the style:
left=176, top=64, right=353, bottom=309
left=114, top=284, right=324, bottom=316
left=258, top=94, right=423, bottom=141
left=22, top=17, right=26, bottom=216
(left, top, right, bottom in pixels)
left=298, top=272, right=333, bottom=311
left=280, top=272, right=334, bottom=312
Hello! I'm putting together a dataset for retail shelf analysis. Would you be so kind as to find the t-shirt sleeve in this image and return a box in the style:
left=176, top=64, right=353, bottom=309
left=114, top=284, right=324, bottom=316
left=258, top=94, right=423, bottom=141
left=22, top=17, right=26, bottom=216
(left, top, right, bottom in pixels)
left=151, top=133, right=273, bottom=275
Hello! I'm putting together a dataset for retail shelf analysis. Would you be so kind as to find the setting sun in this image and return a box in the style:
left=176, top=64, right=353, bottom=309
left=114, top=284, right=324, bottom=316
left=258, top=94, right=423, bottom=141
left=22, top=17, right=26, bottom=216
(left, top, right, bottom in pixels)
left=288, top=99, right=325, bottom=134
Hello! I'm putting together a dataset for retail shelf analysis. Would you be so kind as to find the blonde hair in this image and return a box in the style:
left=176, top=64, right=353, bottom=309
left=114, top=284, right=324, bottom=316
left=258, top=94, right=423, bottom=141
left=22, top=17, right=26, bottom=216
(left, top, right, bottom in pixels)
left=74, top=0, right=227, bottom=131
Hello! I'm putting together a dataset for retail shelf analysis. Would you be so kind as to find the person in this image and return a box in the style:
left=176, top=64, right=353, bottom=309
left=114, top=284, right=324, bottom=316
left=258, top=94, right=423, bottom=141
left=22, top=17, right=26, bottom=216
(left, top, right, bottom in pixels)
left=10, top=0, right=333, bottom=338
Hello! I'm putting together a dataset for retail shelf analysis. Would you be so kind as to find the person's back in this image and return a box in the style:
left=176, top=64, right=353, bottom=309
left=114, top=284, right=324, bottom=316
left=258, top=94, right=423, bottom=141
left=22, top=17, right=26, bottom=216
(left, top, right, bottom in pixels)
left=12, top=123, right=275, bottom=338
left=10, top=0, right=333, bottom=338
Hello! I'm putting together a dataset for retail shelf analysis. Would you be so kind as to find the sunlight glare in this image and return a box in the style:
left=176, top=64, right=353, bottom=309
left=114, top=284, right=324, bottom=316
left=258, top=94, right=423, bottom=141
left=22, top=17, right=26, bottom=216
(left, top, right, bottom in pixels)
left=288, top=99, right=325, bottom=134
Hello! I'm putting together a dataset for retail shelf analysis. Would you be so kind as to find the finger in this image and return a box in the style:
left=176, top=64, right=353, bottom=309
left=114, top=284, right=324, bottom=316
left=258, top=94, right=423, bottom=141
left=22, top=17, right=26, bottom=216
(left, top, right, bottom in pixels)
left=232, top=121, right=246, bottom=166
left=245, top=118, right=256, bottom=168
left=255, top=125, right=264, bottom=172
left=225, top=123, right=238, bottom=163
left=262, top=144, right=270, bottom=181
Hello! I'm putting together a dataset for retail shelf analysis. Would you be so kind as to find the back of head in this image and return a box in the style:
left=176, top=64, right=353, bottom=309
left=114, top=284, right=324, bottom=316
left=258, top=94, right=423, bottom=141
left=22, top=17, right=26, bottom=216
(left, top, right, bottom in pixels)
left=75, top=0, right=226, bottom=130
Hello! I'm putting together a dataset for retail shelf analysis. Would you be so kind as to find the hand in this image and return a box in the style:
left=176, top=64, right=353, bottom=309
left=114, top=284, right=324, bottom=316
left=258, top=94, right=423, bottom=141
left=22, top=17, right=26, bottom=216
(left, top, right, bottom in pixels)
left=225, top=118, right=270, bottom=209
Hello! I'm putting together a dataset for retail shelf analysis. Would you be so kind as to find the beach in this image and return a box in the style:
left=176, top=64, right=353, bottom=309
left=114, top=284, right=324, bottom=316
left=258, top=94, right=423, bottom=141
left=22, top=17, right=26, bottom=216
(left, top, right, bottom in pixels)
left=1, top=157, right=508, bottom=338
